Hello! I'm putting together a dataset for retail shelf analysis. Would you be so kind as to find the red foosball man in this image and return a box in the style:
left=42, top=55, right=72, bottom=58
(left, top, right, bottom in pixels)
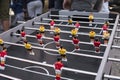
left=54, top=34, right=60, bottom=48
left=36, top=31, right=43, bottom=45
left=102, top=24, right=108, bottom=34
left=75, top=21, right=80, bottom=30
left=20, top=30, right=26, bottom=42
left=0, top=47, right=7, bottom=70
left=54, top=58, right=63, bottom=80
left=50, top=19, right=55, bottom=33
left=94, top=38, right=101, bottom=53
left=72, top=36, right=80, bottom=50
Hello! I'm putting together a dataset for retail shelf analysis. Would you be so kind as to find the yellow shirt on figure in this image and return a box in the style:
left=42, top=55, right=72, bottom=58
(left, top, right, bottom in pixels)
left=54, top=27, right=61, bottom=33
left=89, top=31, right=96, bottom=37
left=0, top=39, right=4, bottom=44
left=71, top=29, right=78, bottom=35
left=24, top=43, right=32, bottom=49
left=39, top=25, right=45, bottom=32
left=103, top=32, right=110, bottom=39
left=58, top=48, right=67, bottom=55
left=68, top=19, right=73, bottom=24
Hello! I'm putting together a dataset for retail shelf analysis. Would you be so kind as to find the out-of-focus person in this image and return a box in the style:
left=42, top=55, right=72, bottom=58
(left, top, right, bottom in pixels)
left=26, top=0, right=43, bottom=19
left=63, top=0, right=103, bottom=11
left=100, top=0, right=110, bottom=13
left=0, top=0, right=10, bottom=31
left=10, top=0, right=24, bottom=27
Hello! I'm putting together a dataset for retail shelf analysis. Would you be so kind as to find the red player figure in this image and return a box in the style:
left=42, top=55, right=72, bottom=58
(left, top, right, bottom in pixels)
left=102, top=24, right=108, bottom=34
left=50, top=19, right=55, bottom=33
left=54, top=58, right=63, bottom=80
left=0, top=47, right=7, bottom=70
left=72, top=36, right=80, bottom=50
left=94, top=38, right=101, bottom=53
left=54, top=34, right=60, bottom=48
left=20, top=30, right=26, bottom=42
left=75, top=21, right=80, bottom=30
left=36, top=31, right=43, bottom=45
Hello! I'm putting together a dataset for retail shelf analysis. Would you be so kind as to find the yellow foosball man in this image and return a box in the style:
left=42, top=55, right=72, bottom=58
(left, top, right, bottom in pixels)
left=24, top=41, right=35, bottom=55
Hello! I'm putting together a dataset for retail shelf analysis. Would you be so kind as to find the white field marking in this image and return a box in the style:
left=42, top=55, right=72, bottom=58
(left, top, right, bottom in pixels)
left=49, top=14, right=114, bottom=20
left=34, top=22, right=113, bottom=31
left=6, top=56, right=97, bottom=77
left=42, top=18, right=115, bottom=25
left=0, top=73, right=21, bottom=80
left=6, top=64, right=74, bottom=80
left=23, top=66, right=49, bottom=75
left=6, top=55, right=120, bottom=80
left=43, top=41, right=59, bottom=56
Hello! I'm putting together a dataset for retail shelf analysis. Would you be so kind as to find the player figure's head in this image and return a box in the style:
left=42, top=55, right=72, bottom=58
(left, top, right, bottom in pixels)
left=3, top=47, right=7, bottom=51
left=95, top=38, right=99, bottom=41
left=57, top=58, right=62, bottom=62
left=36, top=31, right=40, bottom=34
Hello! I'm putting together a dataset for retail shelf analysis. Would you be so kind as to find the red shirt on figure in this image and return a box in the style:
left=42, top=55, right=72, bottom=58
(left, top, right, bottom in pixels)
left=94, top=41, right=101, bottom=47
left=21, top=31, right=26, bottom=37
left=54, top=35, right=60, bottom=42
left=36, top=33, right=42, bottom=39
left=54, top=61, right=63, bottom=70
left=50, top=20, right=55, bottom=26
left=73, top=38, right=79, bottom=44
left=0, top=51, right=7, bottom=57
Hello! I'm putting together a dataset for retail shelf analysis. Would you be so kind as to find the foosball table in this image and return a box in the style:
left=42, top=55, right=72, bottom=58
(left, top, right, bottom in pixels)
left=0, top=10, right=120, bottom=80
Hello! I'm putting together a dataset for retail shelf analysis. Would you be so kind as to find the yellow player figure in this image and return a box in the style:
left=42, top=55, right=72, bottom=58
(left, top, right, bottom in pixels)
left=89, top=29, right=96, bottom=43
left=0, top=38, right=4, bottom=48
left=58, top=46, right=67, bottom=61
left=88, top=12, right=94, bottom=26
left=24, top=41, right=35, bottom=55
left=54, top=27, right=61, bottom=35
left=39, top=25, right=45, bottom=36
left=68, top=16, right=73, bottom=25
left=70, top=28, right=78, bottom=37
left=102, top=30, right=110, bottom=44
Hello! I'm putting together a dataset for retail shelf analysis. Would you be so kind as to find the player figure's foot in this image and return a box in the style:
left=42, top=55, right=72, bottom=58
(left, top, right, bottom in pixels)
left=89, top=23, right=92, bottom=26
left=30, top=51, right=35, bottom=55
left=0, top=65, right=5, bottom=70
left=62, top=58, right=67, bottom=62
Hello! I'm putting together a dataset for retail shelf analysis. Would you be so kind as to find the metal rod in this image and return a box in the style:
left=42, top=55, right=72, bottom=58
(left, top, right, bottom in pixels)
left=0, top=73, right=21, bottom=80
left=4, top=41, right=103, bottom=59
left=25, top=27, right=103, bottom=38
left=42, top=18, right=115, bottom=25
left=95, top=13, right=119, bottom=80
left=34, top=22, right=113, bottom=31
left=6, top=55, right=97, bottom=76
left=6, top=56, right=120, bottom=80
left=17, top=21, right=113, bottom=31
left=49, top=14, right=114, bottom=20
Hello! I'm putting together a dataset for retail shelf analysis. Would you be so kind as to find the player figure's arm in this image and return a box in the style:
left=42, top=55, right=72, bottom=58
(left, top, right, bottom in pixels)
left=63, top=0, right=71, bottom=10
